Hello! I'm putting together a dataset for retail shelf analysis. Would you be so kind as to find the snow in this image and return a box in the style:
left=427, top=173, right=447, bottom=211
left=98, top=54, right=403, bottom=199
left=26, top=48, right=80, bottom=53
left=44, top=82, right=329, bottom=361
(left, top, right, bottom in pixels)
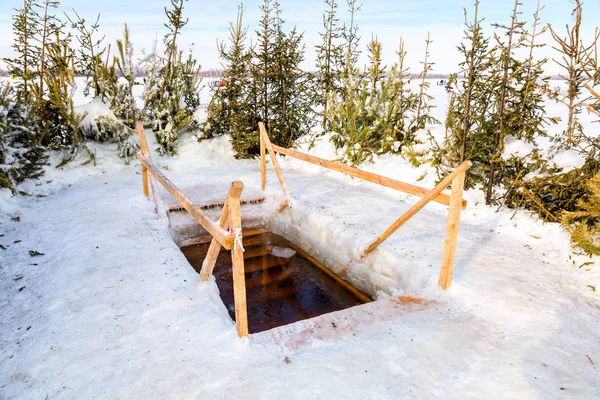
left=74, top=100, right=116, bottom=129
left=1, top=81, right=599, bottom=399
left=550, top=149, right=587, bottom=172
left=502, top=135, right=535, bottom=160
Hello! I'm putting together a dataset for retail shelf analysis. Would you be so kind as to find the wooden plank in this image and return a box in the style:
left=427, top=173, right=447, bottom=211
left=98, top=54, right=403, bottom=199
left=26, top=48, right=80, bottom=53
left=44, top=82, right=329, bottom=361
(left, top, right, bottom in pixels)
left=228, top=184, right=249, bottom=338
left=362, top=161, right=472, bottom=257
left=260, top=127, right=267, bottom=190
left=199, top=183, right=241, bottom=281
left=286, top=242, right=373, bottom=304
left=168, top=196, right=265, bottom=212
left=180, top=228, right=270, bottom=248
left=258, top=122, right=291, bottom=207
left=137, top=154, right=234, bottom=250
left=271, top=144, right=467, bottom=209
left=438, top=171, right=466, bottom=290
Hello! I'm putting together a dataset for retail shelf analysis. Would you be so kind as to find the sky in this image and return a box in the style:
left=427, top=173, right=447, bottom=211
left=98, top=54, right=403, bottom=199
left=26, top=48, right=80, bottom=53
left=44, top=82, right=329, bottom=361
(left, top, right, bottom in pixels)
left=1, top=0, right=600, bottom=74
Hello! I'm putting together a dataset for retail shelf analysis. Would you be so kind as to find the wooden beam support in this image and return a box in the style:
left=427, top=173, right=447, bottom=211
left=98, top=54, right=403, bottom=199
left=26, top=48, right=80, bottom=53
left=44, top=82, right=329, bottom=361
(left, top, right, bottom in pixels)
left=137, top=154, right=234, bottom=250
left=199, top=182, right=244, bottom=281
left=362, top=161, right=472, bottom=257
left=228, top=182, right=249, bottom=337
left=270, top=144, right=466, bottom=209
left=260, top=126, right=267, bottom=190
left=438, top=171, right=466, bottom=290
left=258, top=122, right=291, bottom=209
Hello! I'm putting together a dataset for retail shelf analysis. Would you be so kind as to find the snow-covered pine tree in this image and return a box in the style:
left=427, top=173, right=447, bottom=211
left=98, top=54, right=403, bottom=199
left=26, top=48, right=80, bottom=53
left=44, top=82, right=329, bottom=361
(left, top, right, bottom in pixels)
left=114, top=24, right=138, bottom=128
left=0, top=83, right=13, bottom=189
left=144, top=0, right=200, bottom=155
left=2, top=0, right=47, bottom=186
left=315, top=0, right=344, bottom=133
left=41, top=27, right=84, bottom=154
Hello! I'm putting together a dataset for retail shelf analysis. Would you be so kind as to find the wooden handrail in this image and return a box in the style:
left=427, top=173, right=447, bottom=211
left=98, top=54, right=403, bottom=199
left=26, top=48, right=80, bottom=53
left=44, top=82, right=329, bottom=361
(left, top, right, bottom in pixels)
left=135, top=122, right=249, bottom=337
left=259, top=123, right=472, bottom=290
left=137, top=154, right=234, bottom=250
left=361, top=160, right=472, bottom=257
left=269, top=143, right=466, bottom=209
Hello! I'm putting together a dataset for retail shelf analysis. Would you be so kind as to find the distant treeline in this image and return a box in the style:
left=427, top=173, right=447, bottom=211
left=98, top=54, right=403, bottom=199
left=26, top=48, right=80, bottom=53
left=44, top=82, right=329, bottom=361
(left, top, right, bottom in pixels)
left=0, top=68, right=566, bottom=80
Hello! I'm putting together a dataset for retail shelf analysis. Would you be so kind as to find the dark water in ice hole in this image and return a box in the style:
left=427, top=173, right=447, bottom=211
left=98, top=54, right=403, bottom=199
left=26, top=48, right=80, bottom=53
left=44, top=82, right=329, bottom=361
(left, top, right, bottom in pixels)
left=181, top=233, right=368, bottom=334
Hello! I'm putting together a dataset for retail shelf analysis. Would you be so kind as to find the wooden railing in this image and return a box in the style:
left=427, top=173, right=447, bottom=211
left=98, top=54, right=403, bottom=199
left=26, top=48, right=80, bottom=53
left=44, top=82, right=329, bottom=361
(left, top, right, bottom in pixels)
left=259, top=122, right=471, bottom=290
left=135, top=122, right=249, bottom=337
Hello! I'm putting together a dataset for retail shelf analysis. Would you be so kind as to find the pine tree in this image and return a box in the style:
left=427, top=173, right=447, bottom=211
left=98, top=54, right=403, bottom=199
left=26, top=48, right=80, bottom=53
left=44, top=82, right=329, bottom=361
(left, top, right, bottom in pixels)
left=114, top=24, right=138, bottom=128
left=253, top=0, right=276, bottom=126
left=315, top=0, right=344, bottom=132
left=329, top=35, right=382, bottom=166
left=67, top=11, right=108, bottom=99
left=143, top=0, right=200, bottom=155
left=268, top=1, right=316, bottom=149
left=439, top=0, right=494, bottom=186
left=380, top=38, right=418, bottom=154
left=548, top=0, right=595, bottom=147
left=484, top=0, right=526, bottom=203
left=204, top=4, right=250, bottom=142
left=410, top=32, right=439, bottom=134
left=5, top=0, right=39, bottom=103
left=562, top=171, right=600, bottom=256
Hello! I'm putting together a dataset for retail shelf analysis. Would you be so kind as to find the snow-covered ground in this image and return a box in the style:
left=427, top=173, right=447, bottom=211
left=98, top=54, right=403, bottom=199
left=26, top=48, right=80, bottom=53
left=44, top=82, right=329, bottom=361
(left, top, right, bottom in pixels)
left=1, top=81, right=599, bottom=399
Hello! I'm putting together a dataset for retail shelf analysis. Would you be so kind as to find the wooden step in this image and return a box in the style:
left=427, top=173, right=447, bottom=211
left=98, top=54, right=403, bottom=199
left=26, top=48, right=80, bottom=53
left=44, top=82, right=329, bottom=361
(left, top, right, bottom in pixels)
left=244, top=256, right=289, bottom=274
left=181, top=228, right=270, bottom=247
left=168, top=195, right=265, bottom=212
left=244, top=267, right=295, bottom=288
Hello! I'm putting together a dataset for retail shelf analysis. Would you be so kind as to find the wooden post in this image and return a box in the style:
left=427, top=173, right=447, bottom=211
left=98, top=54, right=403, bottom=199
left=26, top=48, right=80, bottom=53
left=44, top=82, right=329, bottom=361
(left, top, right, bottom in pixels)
left=260, top=127, right=267, bottom=190
left=438, top=171, right=466, bottom=290
left=199, top=183, right=241, bottom=281
left=258, top=122, right=291, bottom=208
left=141, top=166, right=149, bottom=198
left=361, top=161, right=472, bottom=257
left=137, top=121, right=150, bottom=198
left=228, top=181, right=249, bottom=337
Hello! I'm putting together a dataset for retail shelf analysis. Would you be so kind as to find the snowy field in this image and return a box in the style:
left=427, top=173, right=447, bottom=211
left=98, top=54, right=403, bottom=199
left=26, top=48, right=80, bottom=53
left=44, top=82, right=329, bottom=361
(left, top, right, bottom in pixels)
left=1, top=80, right=599, bottom=399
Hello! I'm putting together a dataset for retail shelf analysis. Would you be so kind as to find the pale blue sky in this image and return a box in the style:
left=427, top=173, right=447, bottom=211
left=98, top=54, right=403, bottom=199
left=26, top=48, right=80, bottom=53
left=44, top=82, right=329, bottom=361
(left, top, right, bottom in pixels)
left=1, top=0, right=599, bottom=73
